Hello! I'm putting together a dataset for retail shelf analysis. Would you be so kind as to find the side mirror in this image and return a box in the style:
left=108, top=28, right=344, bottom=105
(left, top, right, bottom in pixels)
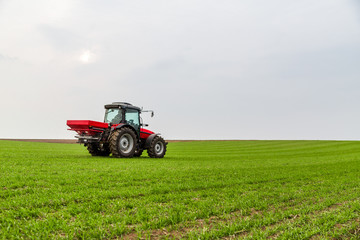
left=141, top=109, right=154, bottom=117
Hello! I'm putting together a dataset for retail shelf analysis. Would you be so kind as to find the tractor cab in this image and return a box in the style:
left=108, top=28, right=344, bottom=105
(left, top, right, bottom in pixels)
left=104, top=102, right=141, bottom=134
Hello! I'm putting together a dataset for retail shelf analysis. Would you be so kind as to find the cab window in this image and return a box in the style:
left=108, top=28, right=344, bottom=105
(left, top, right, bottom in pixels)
left=125, top=109, right=139, bottom=128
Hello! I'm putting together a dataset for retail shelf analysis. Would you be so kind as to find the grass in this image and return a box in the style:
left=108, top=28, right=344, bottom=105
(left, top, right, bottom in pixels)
left=0, top=140, right=360, bottom=239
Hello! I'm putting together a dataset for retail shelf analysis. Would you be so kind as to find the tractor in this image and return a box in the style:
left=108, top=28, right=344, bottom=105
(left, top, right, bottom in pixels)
left=66, top=102, right=167, bottom=158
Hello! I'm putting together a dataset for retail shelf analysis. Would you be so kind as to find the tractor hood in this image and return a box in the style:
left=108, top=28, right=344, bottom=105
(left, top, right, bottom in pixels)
left=140, top=128, right=155, bottom=139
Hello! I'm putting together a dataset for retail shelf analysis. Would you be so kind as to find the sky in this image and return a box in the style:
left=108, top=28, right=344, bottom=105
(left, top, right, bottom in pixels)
left=0, top=0, right=360, bottom=140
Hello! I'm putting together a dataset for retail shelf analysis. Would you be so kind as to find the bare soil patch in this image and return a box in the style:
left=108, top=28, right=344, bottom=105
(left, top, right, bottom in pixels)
left=0, top=139, right=245, bottom=144
left=0, top=139, right=77, bottom=144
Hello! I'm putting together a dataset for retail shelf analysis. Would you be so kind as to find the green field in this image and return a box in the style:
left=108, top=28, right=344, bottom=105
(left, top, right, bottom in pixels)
left=0, top=140, right=360, bottom=239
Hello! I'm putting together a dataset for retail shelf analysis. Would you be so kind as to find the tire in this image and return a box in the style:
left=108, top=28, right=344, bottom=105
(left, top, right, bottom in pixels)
left=134, top=149, right=143, bottom=157
left=87, top=143, right=110, bottom=156
left=147, top=136, right=167, bottom=158
left=109, top=127, right=137, bottom=158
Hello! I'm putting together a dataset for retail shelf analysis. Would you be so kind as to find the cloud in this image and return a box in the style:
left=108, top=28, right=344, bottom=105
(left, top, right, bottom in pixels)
left=38, top=25, right=84, bottom=51
left=0, top=53, right=17, bottom=61
left=351, top=0, right=360, bottom=20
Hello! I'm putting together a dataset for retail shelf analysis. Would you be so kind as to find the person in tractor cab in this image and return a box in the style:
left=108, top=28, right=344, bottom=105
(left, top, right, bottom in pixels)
left=111, top=111, right=122, bottom=124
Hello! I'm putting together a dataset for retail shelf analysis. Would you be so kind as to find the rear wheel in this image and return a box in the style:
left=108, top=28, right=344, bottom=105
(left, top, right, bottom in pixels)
left=147, top=136, right=167, bottom=158
left=110, top=127, right=137, bottom=158
left=87, top=143, right=110, bottom=156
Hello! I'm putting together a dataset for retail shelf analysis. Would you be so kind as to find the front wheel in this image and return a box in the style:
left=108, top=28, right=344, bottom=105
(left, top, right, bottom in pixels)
left=147, top=136, right=167, bottom=158
left=110, top=127, right=137, bottom=158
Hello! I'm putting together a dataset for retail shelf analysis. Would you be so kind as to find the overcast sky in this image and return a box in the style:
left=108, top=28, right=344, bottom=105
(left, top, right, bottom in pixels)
left=1, top=0, right=360, bottom=140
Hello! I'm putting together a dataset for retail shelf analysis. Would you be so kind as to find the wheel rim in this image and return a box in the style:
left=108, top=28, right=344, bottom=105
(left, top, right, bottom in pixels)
left=119, top=133, right=134, bottom=154
left=154, top=141, right=164, bottom=155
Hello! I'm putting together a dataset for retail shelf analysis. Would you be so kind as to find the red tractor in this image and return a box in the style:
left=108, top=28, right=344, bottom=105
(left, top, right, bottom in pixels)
left=67, top=102, right=167, bottom=158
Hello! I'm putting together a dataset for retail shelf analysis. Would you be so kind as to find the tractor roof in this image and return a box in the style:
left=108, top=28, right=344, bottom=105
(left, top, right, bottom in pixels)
left=104, top=102, right=141, bottom=111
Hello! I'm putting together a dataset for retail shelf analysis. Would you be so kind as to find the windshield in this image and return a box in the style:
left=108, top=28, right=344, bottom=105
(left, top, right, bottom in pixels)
left=104, top=108, right=122, bottom=124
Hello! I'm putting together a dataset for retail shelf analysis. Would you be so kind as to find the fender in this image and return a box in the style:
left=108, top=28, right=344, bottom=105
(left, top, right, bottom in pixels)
left=110, top=124, right=139, bottom=140
left=144, top=133, right=160, bottom=149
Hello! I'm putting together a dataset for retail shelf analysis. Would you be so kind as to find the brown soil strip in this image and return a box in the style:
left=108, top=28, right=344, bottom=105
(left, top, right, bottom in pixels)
left=0, top=139, right=78, bottom=144
left=0, top=139, right=192, bottom=144
left=0, top=139, right=252, bottom=144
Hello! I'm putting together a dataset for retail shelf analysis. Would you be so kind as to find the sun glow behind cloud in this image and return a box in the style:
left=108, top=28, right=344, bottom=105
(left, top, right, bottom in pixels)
left=79, top=50, right=95, bottom=63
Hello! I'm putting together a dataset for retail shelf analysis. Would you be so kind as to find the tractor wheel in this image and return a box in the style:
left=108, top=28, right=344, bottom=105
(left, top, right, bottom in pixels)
left=87, top=143, right=110, bottom=156
left=147, top=136, right=167, bottom=158
left=109, top=127, right=137, bottom=158
left=134, top=149, right=143, bottom=157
